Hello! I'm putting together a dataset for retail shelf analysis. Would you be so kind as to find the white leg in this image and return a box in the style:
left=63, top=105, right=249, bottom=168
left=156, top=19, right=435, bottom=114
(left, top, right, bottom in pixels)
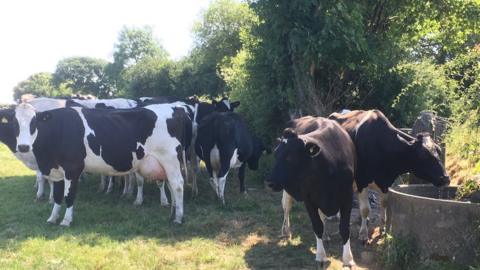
left=380, top=192, right=387, bottom=232
left=281, top=191, right=293, bottom=238
left=35, top=171, right=44, bottom=200
left=358, top=188, right=371, bottom=241
left=98, top=175, right=107, bottom=192
left=218, top=174, right=228, bottom=205
left=342, top=239, right=355, bottom=267
left=126, top=173, right=134, bottom=196
left=209, top=174, right=219, bottom=198
left=60, top=206, right=73, bottom=227
left=134, top=173, right=144, bottom=205
left=315, top=235, right=328, bottom=264
left=106, top=176, right=114, bottom=194
left=318, top=209, right=331, bottom=241
left=160, top=154, right=184, bottom=224
left=47, top=203, right=61, bottom=224
left=158, top=181, right=170, bottom=206
left=121, top=176, right=128, bottom=196
left=48, top=180, right=54, bottom=204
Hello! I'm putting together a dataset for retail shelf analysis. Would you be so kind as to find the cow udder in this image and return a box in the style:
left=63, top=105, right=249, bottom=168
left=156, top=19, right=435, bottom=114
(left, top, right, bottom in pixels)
left=139, top=155, right=167, bottom=181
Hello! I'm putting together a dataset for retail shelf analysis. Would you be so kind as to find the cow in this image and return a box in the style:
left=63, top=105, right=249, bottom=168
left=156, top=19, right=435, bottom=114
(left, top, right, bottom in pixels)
left=265, top=117, right=357, bottom=267
left=195, top=111, right=268, bottom=204
left=2, top=102, right=191, bottom=226
left=22, top=97, right=165, bottom=205
left=137, top=96, right=240, bottom=196
left=281, top=109, right=450, bottom=242
left=70, top=98, right=138, bottom=109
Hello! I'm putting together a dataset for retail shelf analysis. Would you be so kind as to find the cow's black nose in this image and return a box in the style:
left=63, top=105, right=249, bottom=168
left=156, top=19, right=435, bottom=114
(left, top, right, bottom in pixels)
left=18, top=144, right=30, bottom=153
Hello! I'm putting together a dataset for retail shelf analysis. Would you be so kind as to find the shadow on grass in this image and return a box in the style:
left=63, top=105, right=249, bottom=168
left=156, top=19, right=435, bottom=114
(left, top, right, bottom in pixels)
left=0, top=169, right=283, bottom=249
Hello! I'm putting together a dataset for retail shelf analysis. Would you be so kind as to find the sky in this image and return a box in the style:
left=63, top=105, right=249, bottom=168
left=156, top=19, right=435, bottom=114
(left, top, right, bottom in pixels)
left=0, top=0, right=212, bottom=103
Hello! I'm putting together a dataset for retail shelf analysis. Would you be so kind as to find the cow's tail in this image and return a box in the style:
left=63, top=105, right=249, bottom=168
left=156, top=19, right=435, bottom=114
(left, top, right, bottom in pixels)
left=182, top=146, right=188, bottom=185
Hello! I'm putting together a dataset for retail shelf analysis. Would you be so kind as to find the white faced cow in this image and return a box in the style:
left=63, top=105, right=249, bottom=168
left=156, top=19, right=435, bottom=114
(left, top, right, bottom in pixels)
left=1, top=102, right=191, bottom=226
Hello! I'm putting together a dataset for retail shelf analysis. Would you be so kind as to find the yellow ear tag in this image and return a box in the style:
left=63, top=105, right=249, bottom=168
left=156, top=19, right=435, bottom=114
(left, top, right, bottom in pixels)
left=1, top=117, right=8, bottom=123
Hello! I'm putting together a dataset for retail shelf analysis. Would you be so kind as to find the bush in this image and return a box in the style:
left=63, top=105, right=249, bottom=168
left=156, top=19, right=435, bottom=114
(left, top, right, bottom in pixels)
left=382, top=234, right=420, bottom=270
left=391, top=60, right=454, bottom=126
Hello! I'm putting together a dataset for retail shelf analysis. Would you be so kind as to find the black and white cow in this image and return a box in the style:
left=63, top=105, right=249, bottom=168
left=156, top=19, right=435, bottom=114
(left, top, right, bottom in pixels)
left=2, top=102, right=192, bottom=226
left=281, top=109, right=450, bottom=241
left=137, top=96, right=240, bottom=196
left=266, top=117, right=357, bottom=267
left=195, top=112, right=268, bottom=204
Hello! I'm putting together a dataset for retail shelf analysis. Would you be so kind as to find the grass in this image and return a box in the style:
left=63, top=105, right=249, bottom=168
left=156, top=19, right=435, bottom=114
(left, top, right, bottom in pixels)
left=0, top=144, right=362, bottom=270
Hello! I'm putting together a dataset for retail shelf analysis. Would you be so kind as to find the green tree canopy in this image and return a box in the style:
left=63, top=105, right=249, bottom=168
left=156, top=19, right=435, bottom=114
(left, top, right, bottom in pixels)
left=13, top=72, right=71, bottom=101
left=53, top=56, right=113, bottom=98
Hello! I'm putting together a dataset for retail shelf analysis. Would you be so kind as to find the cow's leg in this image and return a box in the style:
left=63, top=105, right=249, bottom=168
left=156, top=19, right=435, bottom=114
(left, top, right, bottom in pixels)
left=281, top=191, right=293, bottom=238
left=238, top=163, right=247, bottom=194
left=60, top=172, right=81, bottom=227
left=217, top=147, right=234, bottom=204
left=121, top=176, right=128, bottom=196
left=157, top=181, right=169, bottom=206
left=339, top=194, right=355, bottom=267
left=161, top=154, right=184, bottom=224
left=35, top=171, right=45, bottom=201
left=304, top=201, right=328, bottom=266
left=98, top=175, right=107, bottom=193
left=126, top=173, right=135, bottom=197
left=134, top=173, right=144, bottom=205
left=189, top=152, right=198, bottom=197
left=318, top=209, right=331, bottom=241
left=106, top=176, right=115, bottom=194
left=204, top=158, right=219, bottom=199
left=379, top=192, right=388, bottom=233
left=47, top=181, right=64, bottom=224
left=48, top=179, right=54, bottom=204
left=358, top=188, right=371, bottom=241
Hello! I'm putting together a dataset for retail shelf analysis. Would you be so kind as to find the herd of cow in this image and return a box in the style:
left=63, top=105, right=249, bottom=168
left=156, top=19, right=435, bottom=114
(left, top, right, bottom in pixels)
left=0, top=95, right=450, bottom=268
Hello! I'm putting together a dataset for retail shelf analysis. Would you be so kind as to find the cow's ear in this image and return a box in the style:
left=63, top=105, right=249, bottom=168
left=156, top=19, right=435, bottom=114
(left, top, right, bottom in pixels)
left=37, top=112, right=52, bottom=122
left=396, top=134, right=415, bottom=146
left=305, top=142, right=321, bottom=157
left=230, top=101, right=240, bottom=109
left=283, top=128, right=297, bottom=139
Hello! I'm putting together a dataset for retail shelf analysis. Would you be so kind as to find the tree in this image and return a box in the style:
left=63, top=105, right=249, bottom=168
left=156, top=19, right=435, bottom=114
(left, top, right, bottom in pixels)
left=187, top=0, right=258, bottom=96
left=53, top=57, right=113, bottom=98
left=13, top=72, right=71, bottom=101
left=109, top=25, right=169, bottom=94
left=123, top=56, right=177, bottom=98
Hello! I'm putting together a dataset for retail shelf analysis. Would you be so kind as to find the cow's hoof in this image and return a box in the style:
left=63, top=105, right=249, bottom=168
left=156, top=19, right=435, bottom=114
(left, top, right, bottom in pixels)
left=281, top=226, right=292, bottom=239
left=133, top=199, right=143, bottom=206
left=46, top=217, right=58, bottom=225
left=48, top=198, right=54, bottom=204
left=173, top=217, right=183, bottom=224
left=59, top=219, right=72, bottom=227
left=160, top=202, right=170, bottom=207
left=315, top=260, right=330, bottom=269
left=358, top=230, right=369, bottom=242
left=323, top=233, right=331, bottom=242
left=35, top=195, right=45, bottom=203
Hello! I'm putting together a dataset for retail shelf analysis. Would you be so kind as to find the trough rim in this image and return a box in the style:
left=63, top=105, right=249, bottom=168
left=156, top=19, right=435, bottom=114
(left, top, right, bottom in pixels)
left=389, top=184, right=480, bottom=205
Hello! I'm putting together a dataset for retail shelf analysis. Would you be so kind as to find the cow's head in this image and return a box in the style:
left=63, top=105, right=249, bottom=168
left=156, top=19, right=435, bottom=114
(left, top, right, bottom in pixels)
left=0, top=103, right=37, bottom=153
left=247, top=136, right=270, bottom=170
left=266, top=129, right=320, bottom=200
left=212, top=97, right=240, bottom=112
left=195, top=97, right=239, bottom=123
left=400, top=133, right=450, bottom=187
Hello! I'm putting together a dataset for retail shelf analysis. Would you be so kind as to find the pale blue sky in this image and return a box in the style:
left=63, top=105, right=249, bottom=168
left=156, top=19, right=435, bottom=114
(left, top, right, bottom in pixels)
left=0, top=0, right=212, bottom=103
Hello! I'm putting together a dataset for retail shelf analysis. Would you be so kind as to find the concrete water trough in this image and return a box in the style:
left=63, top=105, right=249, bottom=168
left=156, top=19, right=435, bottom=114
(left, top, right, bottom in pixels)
left=386, top=184, right=480, bottom=265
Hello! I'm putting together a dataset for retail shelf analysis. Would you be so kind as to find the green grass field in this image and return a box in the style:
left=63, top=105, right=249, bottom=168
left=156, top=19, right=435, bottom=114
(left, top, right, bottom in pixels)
left=0, top=144, right=377, bottom=270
